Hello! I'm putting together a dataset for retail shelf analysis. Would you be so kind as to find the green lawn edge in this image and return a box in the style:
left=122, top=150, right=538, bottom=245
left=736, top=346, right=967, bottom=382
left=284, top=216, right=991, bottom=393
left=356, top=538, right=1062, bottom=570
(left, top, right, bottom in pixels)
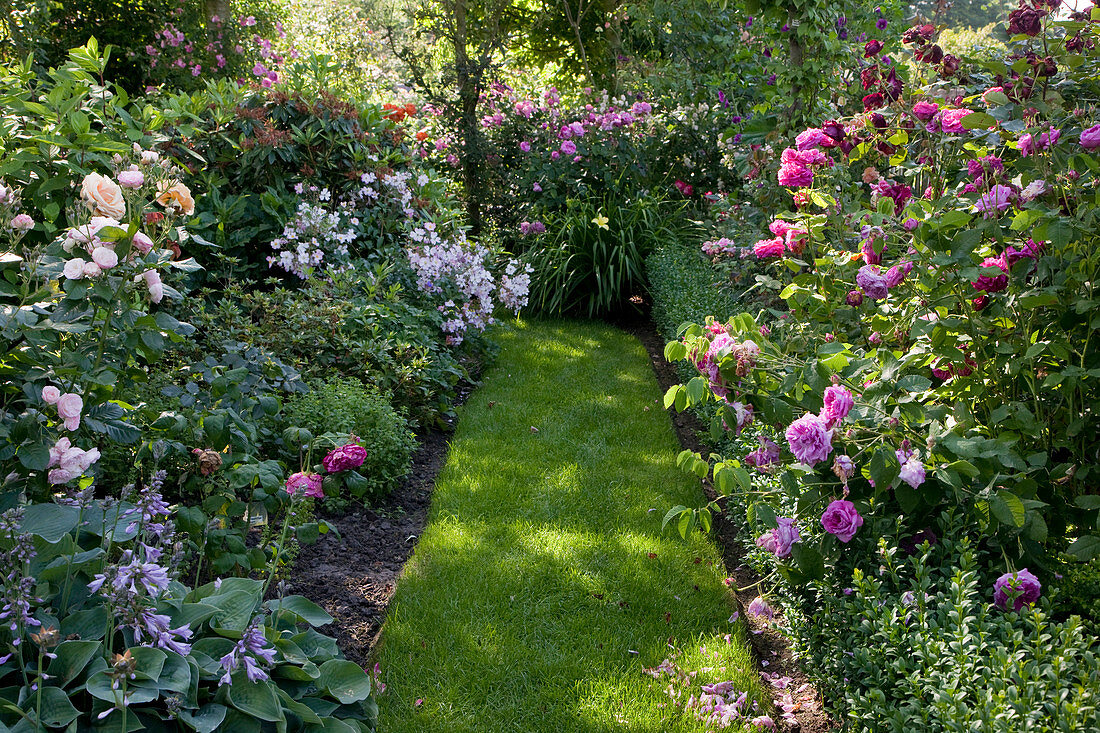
left=373, top=319, right=769, bottom=732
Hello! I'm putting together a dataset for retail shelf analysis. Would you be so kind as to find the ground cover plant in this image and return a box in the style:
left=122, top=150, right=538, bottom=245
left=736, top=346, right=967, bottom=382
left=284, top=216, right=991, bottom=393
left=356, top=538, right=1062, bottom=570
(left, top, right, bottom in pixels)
left=374, top=320, right=773, bottom=731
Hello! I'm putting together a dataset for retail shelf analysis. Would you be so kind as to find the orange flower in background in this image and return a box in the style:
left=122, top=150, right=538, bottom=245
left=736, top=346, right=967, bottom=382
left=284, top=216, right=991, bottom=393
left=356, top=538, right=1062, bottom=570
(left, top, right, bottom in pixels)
left=156, top=180, right=195, bottom=216
left=416, top=130, right=429, bottom=142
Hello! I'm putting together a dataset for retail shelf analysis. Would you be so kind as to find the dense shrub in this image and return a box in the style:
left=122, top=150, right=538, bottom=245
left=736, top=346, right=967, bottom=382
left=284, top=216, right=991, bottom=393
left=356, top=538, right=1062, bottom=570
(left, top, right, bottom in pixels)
left=798, top=528, right=1100, bottom=731
left=283, top=378, right=416, bottom=504
left=646, top=241, right=739, bottom=343
left=179, top=274, right=471, bottom=427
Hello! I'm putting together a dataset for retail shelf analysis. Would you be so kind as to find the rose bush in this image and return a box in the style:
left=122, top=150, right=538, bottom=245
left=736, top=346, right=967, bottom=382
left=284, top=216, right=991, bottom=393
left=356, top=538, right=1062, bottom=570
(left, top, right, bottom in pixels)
left=663, top=5, right=1100, bottom=592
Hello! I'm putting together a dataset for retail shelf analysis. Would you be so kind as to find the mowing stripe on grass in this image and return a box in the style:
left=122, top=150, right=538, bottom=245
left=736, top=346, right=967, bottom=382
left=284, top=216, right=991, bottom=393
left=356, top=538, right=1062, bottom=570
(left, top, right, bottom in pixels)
left=374, top=320, right=768, bottom=732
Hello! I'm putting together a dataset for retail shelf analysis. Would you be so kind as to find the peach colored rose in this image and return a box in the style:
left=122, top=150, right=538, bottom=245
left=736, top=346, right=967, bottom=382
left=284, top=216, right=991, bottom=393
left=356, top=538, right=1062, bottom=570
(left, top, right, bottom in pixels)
left=155, top=181, right=195, bottom=216
left=80, top=173, right=126, bottom=219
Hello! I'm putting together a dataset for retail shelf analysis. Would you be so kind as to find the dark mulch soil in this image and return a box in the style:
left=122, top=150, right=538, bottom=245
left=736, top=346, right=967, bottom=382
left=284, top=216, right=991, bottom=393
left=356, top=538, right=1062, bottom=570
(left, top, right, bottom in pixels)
left=285, top=422, right=456, bottom=667
left=615, top=307, right=837, bottom=733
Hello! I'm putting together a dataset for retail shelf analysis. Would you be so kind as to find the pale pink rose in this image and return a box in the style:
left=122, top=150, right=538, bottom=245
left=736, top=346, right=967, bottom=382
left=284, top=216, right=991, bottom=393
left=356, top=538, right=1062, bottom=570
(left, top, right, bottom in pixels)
left=63, top=259, right=86, bottom=280
left=65, top=217, right=122, bottom=249
left=140, top=150, right=159, bottom=165
left=80, top=173, right=126, bottom=219
left=48, top=436, right=72, bottom=467
left=48, top=468, right=81, bottom=484
left=10, top=214, right=34, bottom=230
left=82, top=262, right=102, bottom=278
left=131, top=232, right=154, bottom=254
left=56, top=393, right=83, bottom=431
left=140, top=269, right=164, bottom=303
left=118, top=169, right=145, bottom=189
left=41, top=386, right=61, bottom=404
left=92, top=246, right=118, bottom=269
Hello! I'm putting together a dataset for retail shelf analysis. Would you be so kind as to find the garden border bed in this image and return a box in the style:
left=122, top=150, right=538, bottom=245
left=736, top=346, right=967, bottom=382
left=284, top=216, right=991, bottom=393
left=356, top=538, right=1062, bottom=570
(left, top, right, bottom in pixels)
left=620, top=310, right=837, bottom=733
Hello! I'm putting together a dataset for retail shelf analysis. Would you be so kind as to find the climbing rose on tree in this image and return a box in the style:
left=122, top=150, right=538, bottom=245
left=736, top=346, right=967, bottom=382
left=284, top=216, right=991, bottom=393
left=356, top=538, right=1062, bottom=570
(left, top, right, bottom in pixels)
left=820, top=500, right=863, bottom=543
left=993, top=568, right=1042, bottom=611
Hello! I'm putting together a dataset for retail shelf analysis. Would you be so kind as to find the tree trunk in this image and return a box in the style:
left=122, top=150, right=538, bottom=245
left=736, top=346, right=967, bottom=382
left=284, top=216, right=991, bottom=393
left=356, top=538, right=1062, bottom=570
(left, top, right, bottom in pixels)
left=453, top=0, right=483, bottom=234
left=205, top=0, right=230, bottom=22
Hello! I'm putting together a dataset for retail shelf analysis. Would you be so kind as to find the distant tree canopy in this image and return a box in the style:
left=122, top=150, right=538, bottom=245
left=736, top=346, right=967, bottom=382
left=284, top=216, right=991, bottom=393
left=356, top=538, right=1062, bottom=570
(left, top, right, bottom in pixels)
left=907, top=0, right=1016, bottom=29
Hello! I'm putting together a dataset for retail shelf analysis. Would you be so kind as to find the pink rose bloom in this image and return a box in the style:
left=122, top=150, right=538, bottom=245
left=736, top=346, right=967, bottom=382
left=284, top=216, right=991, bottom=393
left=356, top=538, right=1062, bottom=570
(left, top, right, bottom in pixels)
left=785, top=413, right=834, bottom=465
left=939, top=108, right=973, bottom=133
left=972, top=255, right=1008, bottom=292
left=795, top=128, right=831, bottom=150
left=560, top=140, right=577, bottom=155
left=821, top=385, right=854, bottom=425
left=63, top=258, right=86, bottom=280
left=1079, top=123, right=1100, bottom=149
left=1018, top=133, right=1034, bottom=157
left=139, top=269, right=164, bottom=303
left=56, top=392, right=83, bottom=431
left=753, top=237, right=784, bottom=259
left=746, top=596, right=775, bottom=621
left=118, top=169, right=145, bottom=188
left=285, top=472, right=324, bottom=498
left=756, top=516, right=800, bottom=559
left=519, top=141, right=531, bottom=152
left=993, top=568, right=1041, bottom=611
left=92, top=246, right=118, bottom=269
left=10, top=214, right=34, bottom=230
left=745, top=437, right=780, bottom=470
left=82, top=261, right=102, bottom=278
left=777, top=148, right=813, bottom=187
left=132, top=231, right=154, bottom=254
left=821, top=499, right=863, bottom=543
left=912, top=101, right=939, bottom=121
left=42, top=386, right=61, bottom=404
left=323, top=444, right=367, bottom=473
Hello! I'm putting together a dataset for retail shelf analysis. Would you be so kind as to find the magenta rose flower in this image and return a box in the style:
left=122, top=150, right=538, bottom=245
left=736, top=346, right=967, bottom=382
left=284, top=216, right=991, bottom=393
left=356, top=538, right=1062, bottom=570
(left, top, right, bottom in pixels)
left=972, top=255, right=1009, bottom=293
left=753, top=237, right=785, bottom=259
left=821, top=499, right=864, bottom=543
left=745, top=437, right=780, bottom=471
left=777, top=148, right=814, bottom=187
left=286, top=472, right=324, bottom=498
left=912, top=100, right=939, bottom=121
left=785, top=413, right=834, bottom=465
left=940, top=108, right=973, bottom=134
left=975, top=184, right=1016, bottom=218
left=795, top=128, right=831, bottom=151
left=1080, top=123, right=1100, bottom=149
left=821, top=385, right=854, bottom=425
left=322, top=444, right=367, bottom=473
left=993, top=568, right=1041, bottom=611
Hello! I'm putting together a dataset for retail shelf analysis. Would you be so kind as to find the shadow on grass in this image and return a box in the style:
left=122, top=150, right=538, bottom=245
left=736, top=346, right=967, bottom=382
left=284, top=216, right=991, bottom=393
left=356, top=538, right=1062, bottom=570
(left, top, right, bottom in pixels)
left=373, top=320, right=765, bottom=732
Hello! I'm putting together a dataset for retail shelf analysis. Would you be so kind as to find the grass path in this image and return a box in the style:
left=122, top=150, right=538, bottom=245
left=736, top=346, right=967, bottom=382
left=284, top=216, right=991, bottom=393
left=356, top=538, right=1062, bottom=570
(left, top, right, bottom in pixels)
left=374, top=320, right=767, bottom=732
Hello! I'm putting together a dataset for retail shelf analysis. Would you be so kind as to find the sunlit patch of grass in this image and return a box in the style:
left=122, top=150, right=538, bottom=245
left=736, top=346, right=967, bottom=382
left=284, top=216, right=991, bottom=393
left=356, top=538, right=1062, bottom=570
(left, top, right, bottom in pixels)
left=373, top=319, right=768, bottom=732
